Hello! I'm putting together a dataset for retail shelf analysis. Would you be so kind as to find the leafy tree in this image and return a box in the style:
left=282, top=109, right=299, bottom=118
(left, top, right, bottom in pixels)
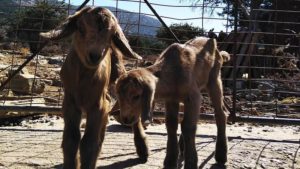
left=129, top=36, right=167, bottom=55
left=180, top=0, right=300, bottom=51
left=0, top=0, right=17, bottom=42
left=12, top=0, right=67, bottom=53
left=180, top=0, right=300, bottom=32
left=156, top=23, right=205, bottom=46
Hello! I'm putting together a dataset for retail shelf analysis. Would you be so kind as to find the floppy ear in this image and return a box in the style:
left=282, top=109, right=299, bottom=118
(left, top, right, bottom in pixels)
left=219, top=50, right=230, bottom=62
left=111, top=17, right=142, bottom=60
left=205, top=38, right=217, bottom=55
left=39, top=7, right=91, bottom=41
left=141, top=84, right=154, bottom=124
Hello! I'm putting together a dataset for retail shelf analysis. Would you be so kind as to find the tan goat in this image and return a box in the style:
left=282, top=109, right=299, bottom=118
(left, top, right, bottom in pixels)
left=116, top=37, right=230, bottom=168
left=40, top=7, right=146, bottom=169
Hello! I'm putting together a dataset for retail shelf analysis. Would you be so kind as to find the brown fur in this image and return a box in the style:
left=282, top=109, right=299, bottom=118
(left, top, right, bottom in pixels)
left=40, top=7, right=143, bottom=169
left=116, top=37, right=230, bottom=169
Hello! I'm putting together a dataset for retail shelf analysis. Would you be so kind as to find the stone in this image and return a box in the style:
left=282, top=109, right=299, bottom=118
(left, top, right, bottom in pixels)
left=8, top=67, right=45, bottom=94
left=47, top=55, right=64, bottom=65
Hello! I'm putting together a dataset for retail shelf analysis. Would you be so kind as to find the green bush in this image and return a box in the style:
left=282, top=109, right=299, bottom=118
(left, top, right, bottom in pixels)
left=156, top=23, right=205, bottom=46
left=13, top=0, right=67, bottom=53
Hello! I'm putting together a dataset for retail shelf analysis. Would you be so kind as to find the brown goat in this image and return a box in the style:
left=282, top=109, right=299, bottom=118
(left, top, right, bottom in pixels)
left=116, top=37, right=230, bottom=168
left=40, top=7, right=146, bottom=169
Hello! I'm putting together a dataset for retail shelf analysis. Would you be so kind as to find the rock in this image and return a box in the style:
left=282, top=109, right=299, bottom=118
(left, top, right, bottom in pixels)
left=43, top=79, right=53, bottom=85
left=257, top=81, right=276, bottom=90
left=8, top=67, right=45, bottom=94
left=270, top=158, right=282, bottom=163
left=247, top=126, right=253, bottom=132
left=260, top=93, right=273, bottom=101
left=245, top=93, right=258, bottom=101
left=243, top=164, right=251, bottom=169
left=29, top=59, right=48, bottom=66
left=48, top=55, right=64, bottom=65
left=52, top=78, right=62, bottom=87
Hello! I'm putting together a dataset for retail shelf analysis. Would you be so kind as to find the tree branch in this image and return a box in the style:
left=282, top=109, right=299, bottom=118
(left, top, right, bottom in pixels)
left=236, top=0, right=250, bottom=20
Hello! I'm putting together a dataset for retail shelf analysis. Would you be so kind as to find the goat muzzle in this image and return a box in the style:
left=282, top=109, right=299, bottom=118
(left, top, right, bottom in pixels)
left=141, top=110, right=153, bottom=125
left=89, top=53, right=101, bottom=64
left=87, top=48, right=108, bottom=66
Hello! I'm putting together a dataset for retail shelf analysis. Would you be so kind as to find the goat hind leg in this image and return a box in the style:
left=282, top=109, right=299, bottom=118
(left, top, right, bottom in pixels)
left=163, top=101, right=179, bottom=169
left=207, top=78, right=228, bottom=164
left=178, top=134, right=184, bottom=160
left=181, top=95, right=199, bottom=169
left=132, top=119, right=149, bottom=162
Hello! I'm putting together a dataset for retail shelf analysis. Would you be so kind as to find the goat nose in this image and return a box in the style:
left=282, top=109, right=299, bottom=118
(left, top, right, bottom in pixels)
left=122, top=118, right=130, bottom=125
left=89, top=53, right=101, bottom=64
left=122, top=117, right=134, bottom=125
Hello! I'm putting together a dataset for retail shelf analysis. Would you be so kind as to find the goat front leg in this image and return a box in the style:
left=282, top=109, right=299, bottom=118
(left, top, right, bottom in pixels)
left=62, top=94, right=82, bottom=169
left=163, top=101, right=179, bottom=169
left=178, top=134, right=184, bottom=161
left=182, top=93, right=199, bottom=169
left=80, top=104, right=108, bottom=169
left=132, top=119, right=149, bottom=162
left=207, top=78, right=228, bottom=164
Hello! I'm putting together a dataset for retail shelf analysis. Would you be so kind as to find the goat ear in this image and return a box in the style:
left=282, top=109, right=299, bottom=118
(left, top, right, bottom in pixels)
left=112, top=23, right=142, bottom=60
left=40, top=7, right=91, bottom=41
left=205, top=38, right=217, bottom=54
left=141, top=84, right=154, bottom=125
left=219, top=51, right=230, bottom=62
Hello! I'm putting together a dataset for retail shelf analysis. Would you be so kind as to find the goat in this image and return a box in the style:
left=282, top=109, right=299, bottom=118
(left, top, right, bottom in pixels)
left=116, top=37, right=230, bottom=169
left=40, top=7, right=146, bottom=169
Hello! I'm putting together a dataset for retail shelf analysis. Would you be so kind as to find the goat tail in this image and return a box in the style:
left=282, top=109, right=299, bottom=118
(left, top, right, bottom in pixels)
left=220, top=51, right=230, bottom=62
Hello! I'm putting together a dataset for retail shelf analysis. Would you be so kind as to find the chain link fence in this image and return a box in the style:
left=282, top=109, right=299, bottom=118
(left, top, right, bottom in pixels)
left=0, top=0, right=299, bottom=123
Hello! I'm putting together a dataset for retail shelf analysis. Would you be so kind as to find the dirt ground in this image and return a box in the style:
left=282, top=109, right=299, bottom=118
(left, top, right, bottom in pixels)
left=0, top=115, right=299, bottom=169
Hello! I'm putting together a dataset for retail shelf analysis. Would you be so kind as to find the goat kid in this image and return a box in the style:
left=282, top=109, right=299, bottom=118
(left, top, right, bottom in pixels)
left=40, top=7, right=144, bottom=169
left=116, top=37, right=230, bottom=169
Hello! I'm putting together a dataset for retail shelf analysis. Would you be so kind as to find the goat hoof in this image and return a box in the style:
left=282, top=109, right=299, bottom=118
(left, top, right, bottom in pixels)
left=215, top=154, right=227, bottom=165
left=163, top=160, right=178, bottom=169
left=138, top=155, right=148, bottom=163
left=211, top=163, right=226, bottom=169
left=136, top=147, right=149, bottom=163
left=163, top=166, right=177, bottom=169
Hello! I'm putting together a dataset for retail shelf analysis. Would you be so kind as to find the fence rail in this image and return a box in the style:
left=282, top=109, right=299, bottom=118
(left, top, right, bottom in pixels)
left=0, top=0, right=299, bottom=124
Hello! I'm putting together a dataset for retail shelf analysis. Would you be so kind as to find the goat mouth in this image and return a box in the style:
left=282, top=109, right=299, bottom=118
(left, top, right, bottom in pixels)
left=121, top=117, right=139, bottom=126
left=87, top=59, right=101, bottom=67
left=86, top=48, right=108, bottom=68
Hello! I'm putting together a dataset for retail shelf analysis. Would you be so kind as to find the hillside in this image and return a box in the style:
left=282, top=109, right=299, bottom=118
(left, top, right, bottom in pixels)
left=106, top=7, right=161, bottom=36
left=0, top=0, right=161, bottom=36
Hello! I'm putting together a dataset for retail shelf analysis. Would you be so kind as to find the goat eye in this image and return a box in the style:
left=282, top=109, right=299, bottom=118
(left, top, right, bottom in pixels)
left=98, top=24, right=104, bottom=31
left=77, top=25, right=85, bottom=36
left=95, top=17, right=104, bottom=30
left=97, top=21, right=104, bottom=30
left=132, top=95, right=140, bottom=101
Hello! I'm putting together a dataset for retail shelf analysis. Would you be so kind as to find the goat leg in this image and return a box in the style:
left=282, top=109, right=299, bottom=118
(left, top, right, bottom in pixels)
left=207, top=78, right=228, bottom=164
left=163, top=101, right=179, bottom=169
left=181, top=94, right=199, bottom=169
left=80, top=106, right=108, bottom=169
left=132, top=119, right=149, bottom=162
left=62, top=94, right=82, bottom=169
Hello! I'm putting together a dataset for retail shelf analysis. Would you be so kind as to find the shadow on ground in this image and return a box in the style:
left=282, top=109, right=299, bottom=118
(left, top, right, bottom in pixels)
left=106, top=124, right=132, bottom=133
left=52, top=158, right=144, bottom=169
left=98, top=158, right=144, bottom=169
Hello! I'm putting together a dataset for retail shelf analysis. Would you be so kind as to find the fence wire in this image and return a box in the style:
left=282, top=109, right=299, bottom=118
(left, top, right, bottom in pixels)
left=0, top=0, right=299, bottom=122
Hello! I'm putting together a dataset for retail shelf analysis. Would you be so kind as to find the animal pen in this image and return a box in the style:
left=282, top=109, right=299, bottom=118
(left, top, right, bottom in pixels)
left=0, top=1, right=300, bottom=169
left=0, top=0, right=299, bottom=123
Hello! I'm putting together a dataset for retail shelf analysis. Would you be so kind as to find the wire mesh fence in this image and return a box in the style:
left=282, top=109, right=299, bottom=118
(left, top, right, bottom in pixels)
left=0, top=0, right=299, bottom=122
